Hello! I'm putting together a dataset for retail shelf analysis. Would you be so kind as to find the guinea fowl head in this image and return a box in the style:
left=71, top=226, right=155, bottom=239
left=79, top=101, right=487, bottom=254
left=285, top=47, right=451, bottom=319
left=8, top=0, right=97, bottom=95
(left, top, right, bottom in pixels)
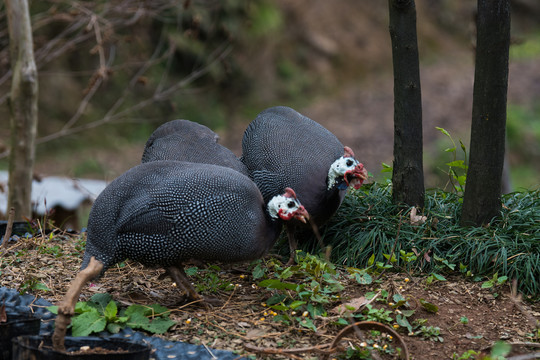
left=327, top=146, right=368, bottom=191
left=267, top=187, right=310, bottom=223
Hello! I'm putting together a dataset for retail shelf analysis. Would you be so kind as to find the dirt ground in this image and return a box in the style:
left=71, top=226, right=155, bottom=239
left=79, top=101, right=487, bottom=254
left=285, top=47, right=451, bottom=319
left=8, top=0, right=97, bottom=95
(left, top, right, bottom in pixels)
left=1, top=233, right=538, bottom=359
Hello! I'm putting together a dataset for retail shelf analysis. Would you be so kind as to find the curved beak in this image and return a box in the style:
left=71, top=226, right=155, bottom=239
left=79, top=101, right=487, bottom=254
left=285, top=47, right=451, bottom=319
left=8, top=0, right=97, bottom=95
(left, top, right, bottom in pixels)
left=345, top=163, right=368, bottom=190
left=294, top=205, right=310, bottom=224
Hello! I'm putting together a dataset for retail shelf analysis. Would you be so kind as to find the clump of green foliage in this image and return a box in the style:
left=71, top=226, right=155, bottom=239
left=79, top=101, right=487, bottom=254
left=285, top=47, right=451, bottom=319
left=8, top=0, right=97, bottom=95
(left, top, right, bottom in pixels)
left=48, top=293, right=175, bottom=336
left=297, top=183, right=539, bottom=298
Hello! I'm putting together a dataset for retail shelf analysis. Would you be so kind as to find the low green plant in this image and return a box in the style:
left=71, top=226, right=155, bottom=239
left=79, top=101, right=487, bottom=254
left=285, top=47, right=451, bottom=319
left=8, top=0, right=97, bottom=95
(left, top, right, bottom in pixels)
left=18, top=276, right=50, bottom=294
left=185, top=265, right=235, bottom=294
left=436, top=127, right=468, bottom=194
left=452, top=349, right=481, bottom=359
left=425, top=272, right=446, bottom=286
left=361, top=304, right=393, bottom=323
left=255, top=252, right=343, bottom=331
left=481, top=272, right=508, bottom=298
left=48, top=293, right=175, bottom=336
left=314, top=184, right=539, bottom=297
left=416, top=325, right=443, bottom=342
left=454, top=344, right=513, bottom=360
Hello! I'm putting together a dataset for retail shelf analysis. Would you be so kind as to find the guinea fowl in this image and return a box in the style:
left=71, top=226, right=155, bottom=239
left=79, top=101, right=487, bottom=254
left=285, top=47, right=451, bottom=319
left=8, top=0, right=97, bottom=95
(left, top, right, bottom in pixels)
left=241, top=106, right=368, bottom=264
left=141, top=119, right=249, bottom=176
left=52, top=160, right=309, bottom=350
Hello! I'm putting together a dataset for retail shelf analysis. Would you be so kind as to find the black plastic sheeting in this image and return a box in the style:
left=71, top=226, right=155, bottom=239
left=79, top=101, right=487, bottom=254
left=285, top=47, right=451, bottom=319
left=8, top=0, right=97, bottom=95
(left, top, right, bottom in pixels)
left=0, top=287, right=245, bottom=360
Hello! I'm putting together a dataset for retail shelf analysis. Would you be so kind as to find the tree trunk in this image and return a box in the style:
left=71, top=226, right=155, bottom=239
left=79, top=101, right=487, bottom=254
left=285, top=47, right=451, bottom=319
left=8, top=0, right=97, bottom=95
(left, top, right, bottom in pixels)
left=6, top=0, right=39, bottom=220
left=388, top=0, right=425, bottom=208
left=460, top=0, right=510, bottom=226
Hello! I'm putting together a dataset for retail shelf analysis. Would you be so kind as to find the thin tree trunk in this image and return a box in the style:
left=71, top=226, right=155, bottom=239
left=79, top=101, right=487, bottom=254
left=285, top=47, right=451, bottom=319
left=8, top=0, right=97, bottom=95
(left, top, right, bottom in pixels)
left=388, top=0, right=425, bottom=208
left=461, top=0, right=510, bottom=226
left=6, top=0, right=39, bottom=220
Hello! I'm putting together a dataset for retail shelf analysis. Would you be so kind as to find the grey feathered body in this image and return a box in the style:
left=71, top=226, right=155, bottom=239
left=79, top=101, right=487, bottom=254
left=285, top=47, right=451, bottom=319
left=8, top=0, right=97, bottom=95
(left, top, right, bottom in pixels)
left=82, top=161, right=279, bottom=273
left=241, top=106, right=346, bottom=226
left=142, top=120, right=249, bottom=176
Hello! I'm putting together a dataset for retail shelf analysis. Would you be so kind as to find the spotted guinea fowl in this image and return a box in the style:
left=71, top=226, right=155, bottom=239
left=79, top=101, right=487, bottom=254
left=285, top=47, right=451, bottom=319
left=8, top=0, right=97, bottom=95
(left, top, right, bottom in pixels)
left=241, top=106, right=368, bottom=264
left=141, top=119, right=249, bottom=176
left=52, top=160, right=308, bottom=350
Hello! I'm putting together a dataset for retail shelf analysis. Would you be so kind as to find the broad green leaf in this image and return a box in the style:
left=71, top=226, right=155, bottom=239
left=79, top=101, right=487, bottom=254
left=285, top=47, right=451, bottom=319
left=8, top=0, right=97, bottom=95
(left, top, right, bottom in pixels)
left=34, top=282, right=50, bottom=291
left=104, top=300, right=118, bottom=320
left=401, top=309, right=415, bottom=317
left=491, top=341, right=511, bottom=358
left=266, top=294, right=287, bottom=305
left=141, top=317, right=176, bottom=334
left=258, top=279, right=298, bottom=291
left=446, top=160, right=466, bottom=168
left=47, top=305, right=58, bottom=314
left=381, top=162, right=393, bottom=173
left=145, top=303, right=170, bottom=317
left=419, top=299, right=439, bottom=313
left=90, top=293, right=113, bottom=312
left=269, top=304, right=288, bottom=311
left=75, top=301, right=94, bottom=314
left=354, top=272, right=372, bottom=285
left=367, top=254, right=375, bottom=266
left=307, top=303, right=326, bottom=318
left=124, top=304, right=147, bottom=317
left=298, top=317, right=317, bottom=332
left=126, top=310, right=150, bottom=329
left=252, top=264, right=265, bottom=279
left=71, top=310, right=106, bottom=336
left=481, top=281, right=494, bottom=289
left=106, top=322, right=123, bottom=334
left=278, top=266, right=294, bottom=280
left=289, top=301, right=306, bottom=310
left=393, top=293, right=406, bottom=303
left=396, top=314, right=412, bottom=332
left=432, top=273, right=446, bottom=281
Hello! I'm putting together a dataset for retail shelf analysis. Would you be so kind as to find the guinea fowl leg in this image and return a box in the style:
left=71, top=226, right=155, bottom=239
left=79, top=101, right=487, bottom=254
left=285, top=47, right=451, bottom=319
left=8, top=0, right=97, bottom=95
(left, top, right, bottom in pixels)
left=308, top=218, right=331, bottom=261
left=286, top=225, right=298, bottom=266
left=52, top=256, right=103, bottom=351
left=167, top=266, right=222, bottom=307
left=286, top=220, right=329, bottom=266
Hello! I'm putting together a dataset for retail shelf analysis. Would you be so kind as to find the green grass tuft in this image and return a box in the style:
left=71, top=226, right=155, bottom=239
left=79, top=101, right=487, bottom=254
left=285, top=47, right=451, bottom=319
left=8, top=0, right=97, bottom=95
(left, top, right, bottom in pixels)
left=297, top=182, right=540, bottom=297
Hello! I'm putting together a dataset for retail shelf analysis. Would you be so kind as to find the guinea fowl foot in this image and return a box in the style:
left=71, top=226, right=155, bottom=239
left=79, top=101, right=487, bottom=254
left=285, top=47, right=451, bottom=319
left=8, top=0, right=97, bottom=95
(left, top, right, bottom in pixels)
left=167, top=266, right=221, bottom=309
left=52, top=257, right=103, bottom=351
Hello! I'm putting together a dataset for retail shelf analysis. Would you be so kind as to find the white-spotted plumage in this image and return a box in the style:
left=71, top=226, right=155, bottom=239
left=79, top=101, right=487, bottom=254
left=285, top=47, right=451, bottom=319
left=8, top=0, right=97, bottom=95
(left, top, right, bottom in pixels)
left=81, top=161, right=307, bottom=276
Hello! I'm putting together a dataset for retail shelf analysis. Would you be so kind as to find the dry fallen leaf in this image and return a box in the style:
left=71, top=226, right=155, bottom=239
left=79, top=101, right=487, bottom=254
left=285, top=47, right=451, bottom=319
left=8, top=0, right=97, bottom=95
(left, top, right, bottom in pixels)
left=330, top=296, right=368, bottom=316
left=410, top=207, right=427, bottom=225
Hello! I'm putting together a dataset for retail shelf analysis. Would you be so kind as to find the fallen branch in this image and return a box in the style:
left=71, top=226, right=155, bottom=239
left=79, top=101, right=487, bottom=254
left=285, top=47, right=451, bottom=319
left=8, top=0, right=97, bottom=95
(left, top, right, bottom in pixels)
left=328, top=321, right=410, bottom=360
left=1, top=207, right=15, bottom=252
left=244, top=321, right=410, bottom=360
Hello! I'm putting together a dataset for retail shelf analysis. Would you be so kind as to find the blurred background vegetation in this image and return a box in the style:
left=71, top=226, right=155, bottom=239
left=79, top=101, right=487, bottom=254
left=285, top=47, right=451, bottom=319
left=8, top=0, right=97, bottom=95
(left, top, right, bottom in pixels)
left=0, top=0, right=539, bottom=190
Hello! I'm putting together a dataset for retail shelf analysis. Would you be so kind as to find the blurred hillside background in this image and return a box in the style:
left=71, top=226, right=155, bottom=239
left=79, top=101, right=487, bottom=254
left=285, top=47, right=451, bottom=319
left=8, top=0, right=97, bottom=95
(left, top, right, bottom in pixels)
left=1, top=0, right=539, bottom=191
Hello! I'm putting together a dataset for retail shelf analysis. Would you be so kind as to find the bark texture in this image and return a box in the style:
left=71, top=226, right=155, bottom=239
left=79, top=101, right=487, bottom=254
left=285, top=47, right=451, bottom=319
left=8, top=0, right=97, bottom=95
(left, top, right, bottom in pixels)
left=6, top=0, right=39, bottom=220
left=388, top=0, right=425, bottom=208
left=461, top=0, right=510, bottom=226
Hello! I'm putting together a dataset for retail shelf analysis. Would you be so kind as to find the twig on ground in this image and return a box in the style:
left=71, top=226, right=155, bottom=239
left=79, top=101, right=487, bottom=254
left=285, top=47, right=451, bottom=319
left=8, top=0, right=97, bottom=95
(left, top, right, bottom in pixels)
left=244, top=320, right=410, bottom=360
left=1, top=207, right=15, bottom=252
